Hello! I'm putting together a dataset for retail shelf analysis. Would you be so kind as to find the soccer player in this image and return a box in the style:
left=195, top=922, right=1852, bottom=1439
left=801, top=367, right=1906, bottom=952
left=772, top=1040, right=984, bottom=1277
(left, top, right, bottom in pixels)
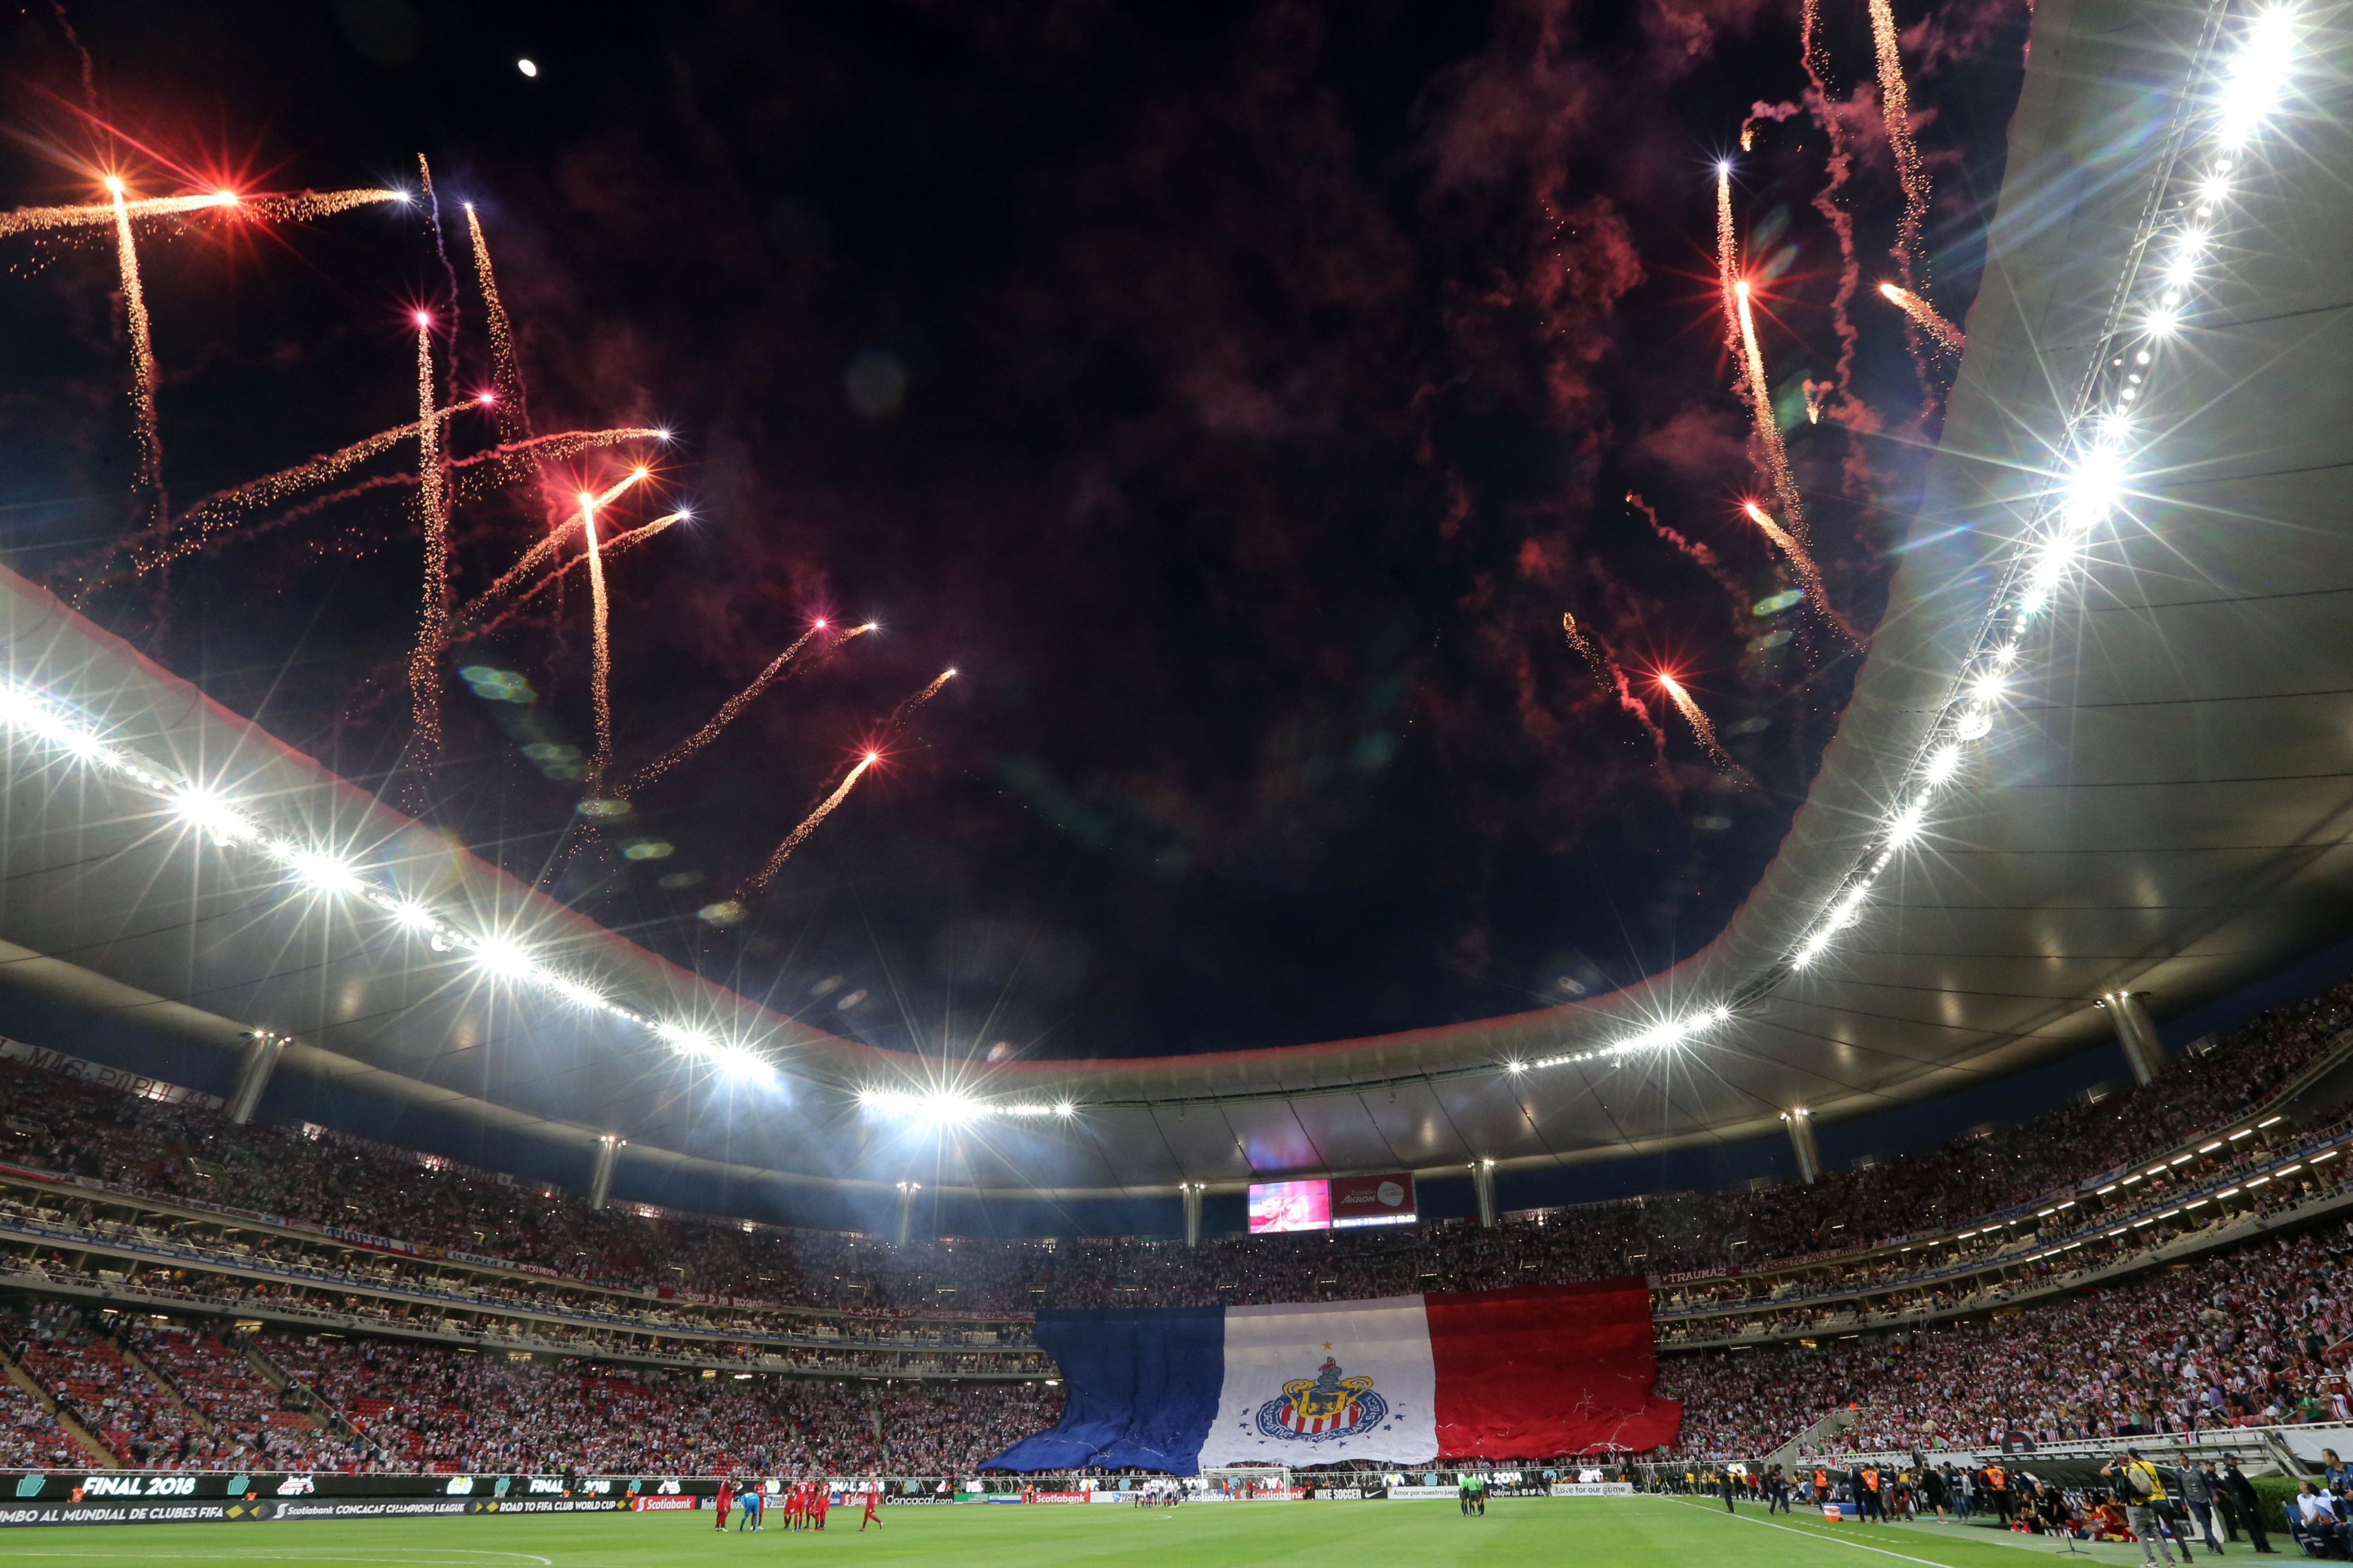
left=739, top=1481, right=762, bottom=1532
left=814, top=1480, right=832, bottom=1531
left=715, top=1476, right=734, bottom=1532
left=861, top=1478, right=886, bottom=1531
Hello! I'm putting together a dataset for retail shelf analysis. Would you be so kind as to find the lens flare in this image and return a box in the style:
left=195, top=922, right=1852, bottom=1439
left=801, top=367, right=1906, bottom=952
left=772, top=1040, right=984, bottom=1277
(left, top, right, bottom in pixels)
left=1654, top=673, right=1735, bottom=771
left=1869, top=0, right=1934, bottom=291
left=742, top=754, right=881, bottom=894
left=1734, top=281, right=1806, bottom=542
left=107, top=181, right=164, bottom=521
left=1878, top=281, right=1966, bottom=353
left=624, top=621, right=875, bottom=793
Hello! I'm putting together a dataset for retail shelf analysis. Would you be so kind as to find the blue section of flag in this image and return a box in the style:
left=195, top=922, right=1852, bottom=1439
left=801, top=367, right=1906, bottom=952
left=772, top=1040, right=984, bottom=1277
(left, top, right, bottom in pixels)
left=982, top=1306, right=1225, bottom=1473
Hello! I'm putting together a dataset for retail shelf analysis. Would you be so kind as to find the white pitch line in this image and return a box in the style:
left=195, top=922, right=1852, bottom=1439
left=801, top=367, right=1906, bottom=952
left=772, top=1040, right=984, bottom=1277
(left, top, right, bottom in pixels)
left=1668, top=1497, right=1989, bottom=1568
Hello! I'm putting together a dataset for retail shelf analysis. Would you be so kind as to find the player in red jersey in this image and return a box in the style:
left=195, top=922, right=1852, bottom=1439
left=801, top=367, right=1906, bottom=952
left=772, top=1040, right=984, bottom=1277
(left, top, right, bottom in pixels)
left=714, top=1477, right=733, bottom=1531
left=861, top=1478, right=885, bottom=1531
left=813, top=1481, right=832, bottom=1531
left=783, top=1479, right=805, bottom=1531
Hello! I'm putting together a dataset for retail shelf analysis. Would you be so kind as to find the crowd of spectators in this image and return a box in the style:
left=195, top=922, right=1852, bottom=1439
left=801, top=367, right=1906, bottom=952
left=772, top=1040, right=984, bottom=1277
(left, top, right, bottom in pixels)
left=6, top=974, right=2344, bottom=1324
left=1660, top=1219, right=2353, bottom=1459
left=254, top=1328, right=1063, bottom=1476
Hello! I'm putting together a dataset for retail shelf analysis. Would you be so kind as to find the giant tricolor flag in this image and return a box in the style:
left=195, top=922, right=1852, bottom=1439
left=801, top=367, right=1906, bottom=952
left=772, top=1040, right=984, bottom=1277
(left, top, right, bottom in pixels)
left=983, top=1280, right=1678, bottom=1473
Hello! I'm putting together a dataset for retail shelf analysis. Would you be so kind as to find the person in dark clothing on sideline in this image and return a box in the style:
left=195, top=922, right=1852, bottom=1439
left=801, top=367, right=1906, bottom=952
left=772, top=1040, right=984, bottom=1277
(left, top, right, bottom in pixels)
left=2220, top=1458, right=2275, bottom=1554
left=1721, top=1469, right=1739, bottom=1513
left=2178, top=1461, right=2225, bottom=1556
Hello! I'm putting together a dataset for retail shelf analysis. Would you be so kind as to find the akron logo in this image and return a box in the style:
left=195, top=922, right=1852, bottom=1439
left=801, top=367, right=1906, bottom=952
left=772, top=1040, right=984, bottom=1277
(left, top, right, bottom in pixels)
left=1252, top=1356, right=1388, bottom=1443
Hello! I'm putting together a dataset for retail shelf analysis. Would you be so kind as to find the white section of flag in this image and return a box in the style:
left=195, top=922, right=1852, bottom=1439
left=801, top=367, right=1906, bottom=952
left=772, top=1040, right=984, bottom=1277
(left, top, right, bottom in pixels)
left=1195, top=1295, right=1438, bottom=1466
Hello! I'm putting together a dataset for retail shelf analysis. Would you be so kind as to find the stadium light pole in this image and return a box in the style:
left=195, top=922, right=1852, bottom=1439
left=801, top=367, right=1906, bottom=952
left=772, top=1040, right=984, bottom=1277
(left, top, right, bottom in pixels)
left=2096, top=991, right=2164, bottom=1087
left=587, top=1133, right=623, bottom=1210
left=1180, top=1181, right=1204, bottom=1249
left=1781, top=1107, right=1821, bottom=1185
left=227, top=1030, right=286, bottom=1125
left=1471, top=1158, right=1497, bottom=1229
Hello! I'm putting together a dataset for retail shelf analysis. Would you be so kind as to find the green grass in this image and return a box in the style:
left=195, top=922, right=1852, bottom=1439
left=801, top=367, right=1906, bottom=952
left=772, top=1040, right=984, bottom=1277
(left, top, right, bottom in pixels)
left=0, top=1496, right=2173, bottom=1567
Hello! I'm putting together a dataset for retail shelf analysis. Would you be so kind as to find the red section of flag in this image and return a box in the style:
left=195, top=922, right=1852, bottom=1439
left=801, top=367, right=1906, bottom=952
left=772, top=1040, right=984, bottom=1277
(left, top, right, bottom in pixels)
left=1425, top=1279, right=1681, bottom=1459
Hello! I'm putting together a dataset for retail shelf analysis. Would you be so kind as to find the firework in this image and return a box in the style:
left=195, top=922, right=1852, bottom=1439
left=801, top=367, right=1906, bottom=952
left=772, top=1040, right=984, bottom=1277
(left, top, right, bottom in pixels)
left=742, top=753, right=880, bottom=894
left=106, top=180, right=164, bottom=520
left=407, top=311, right=450, bottom=764
left=456, top=507, right=679, bottom=642
left=1869, top=0, right=1932, bottom=288
left=0, top=187, right=403, bottom=239
left=464, top=204, right=533, bottom=447
left=1734, top=281, right=1807, bottom=541
left=122, top=402, right=476, bottom=574
left=0, top=188, right=234, bottom=238
left=1564, top=612, right=1671, bottom=765
left=1715, top=162, right=1740, bottom=359
left=1743, top=501, right=1862, bottom=646
left=581, top=496, right=615, bottom=785
left=1655, top=674, right=1735, bottom=771
left=1627, top=492, right=1745, bottom=604
left=624, top=621, right=875, bottom=793
left=1802, top=0, right=1834, bottom=91
left=883, top=668, right=956, bottom=734
left=1878, top=282, right=1965, bottom=353
left=1803, top=379, right=1831, bottom=425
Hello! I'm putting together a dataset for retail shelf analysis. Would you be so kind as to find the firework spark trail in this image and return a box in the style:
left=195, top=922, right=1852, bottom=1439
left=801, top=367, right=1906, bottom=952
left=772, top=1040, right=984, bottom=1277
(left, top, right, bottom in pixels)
left=1564, top=613, right=1671, bottom=763
left=117, top=402, right=476, bottom=573
left=1734, top=281, right=1807, bottom=543
left=457, top=512, right=681, bottom=643
left=1627, top=492, right=1745, bottom=604
left=742, top=754, right=880, bottom=894
left=0, top=188, right=402, bottom=238
left=1715, top=163, right=1740, bottom=360
left=1879, top=282, right=1965, bottom=352
left=1745, top=501, right=1864, bottom=646
left=566, top=469, right=653, bottom=787
left=106, top=180, right=164, bottom=520
left=1869, top=0, right=1933, bottom=290
left=407, top=313, right=450, bottom=767
left=241, top=188, right=410, bottom=223
left=198, top=428, right=669, bottom=544
left=417, top=156, right=460, bottom=336
left=623, top=622, right=874, bottom=793
left=464, top=204, right=533, bottom=447
left=581, top=497, right=615, bottom=788
left=1656, top=674, right=1735, bottom=771
left=1802, top=0, right=1834, bottom=91
left=0, top=190, right=233, bottom=238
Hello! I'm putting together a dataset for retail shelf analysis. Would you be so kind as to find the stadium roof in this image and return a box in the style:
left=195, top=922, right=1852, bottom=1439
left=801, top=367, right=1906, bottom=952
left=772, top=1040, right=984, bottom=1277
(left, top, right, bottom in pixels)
left=1, top=0, right=2347, bottom=1203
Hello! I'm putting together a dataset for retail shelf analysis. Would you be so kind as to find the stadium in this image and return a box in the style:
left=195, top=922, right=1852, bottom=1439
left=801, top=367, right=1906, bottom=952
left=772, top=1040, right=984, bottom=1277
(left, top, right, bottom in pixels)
left=0, top=0, right=2347, bottom=1564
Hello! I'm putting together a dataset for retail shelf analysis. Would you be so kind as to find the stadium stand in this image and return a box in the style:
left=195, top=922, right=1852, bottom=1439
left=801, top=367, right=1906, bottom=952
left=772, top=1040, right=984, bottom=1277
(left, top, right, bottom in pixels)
left=0, top=967, right=2343, bottom=1473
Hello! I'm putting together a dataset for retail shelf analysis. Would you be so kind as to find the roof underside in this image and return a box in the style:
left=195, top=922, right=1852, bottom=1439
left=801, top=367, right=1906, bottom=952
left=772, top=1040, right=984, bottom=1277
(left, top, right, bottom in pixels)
left=1, top=0, right=2348, bottom=1202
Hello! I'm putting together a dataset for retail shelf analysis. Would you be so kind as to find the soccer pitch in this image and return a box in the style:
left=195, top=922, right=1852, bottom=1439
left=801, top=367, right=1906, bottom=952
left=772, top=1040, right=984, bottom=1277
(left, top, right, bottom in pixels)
left=0, top=1498, right=2174, bottom=1568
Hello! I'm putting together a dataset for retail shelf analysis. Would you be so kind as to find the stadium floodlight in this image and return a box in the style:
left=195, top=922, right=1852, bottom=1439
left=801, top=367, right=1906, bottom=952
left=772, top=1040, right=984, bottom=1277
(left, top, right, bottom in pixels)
left=170, top=785, right=261, bottom=845
left=281, top=847, right=364, bottom=895
left=709, top=1044, right=775, bottom=1082
left=1885, top=798, right=1928, bottom=848
left=2217, top=7, right=2298, bottom=147
left=1054, top=1100, right=1076, bottom=1117
left=469, top=936, right=542, bottom=983
left=1924, top=742, right=1963, bottom=785
left=655, top=1021, right=713, bottom=1056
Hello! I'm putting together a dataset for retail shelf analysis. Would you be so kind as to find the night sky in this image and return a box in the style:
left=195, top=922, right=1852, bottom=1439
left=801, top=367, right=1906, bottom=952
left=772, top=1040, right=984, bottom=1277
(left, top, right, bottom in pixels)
left=0, top=0, right=2030, bottom=1062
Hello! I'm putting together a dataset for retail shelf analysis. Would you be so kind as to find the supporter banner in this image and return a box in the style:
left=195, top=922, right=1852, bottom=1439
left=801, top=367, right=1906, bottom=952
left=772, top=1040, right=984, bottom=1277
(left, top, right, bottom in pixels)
left=1549, top=1482, right=1637, bottom=1497
left=1386, top=1485, right=1461, bottom=1500
left=0, top=1038, right=224, bottom=1112
left=983, top=1281, right=1679, bottom=1473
